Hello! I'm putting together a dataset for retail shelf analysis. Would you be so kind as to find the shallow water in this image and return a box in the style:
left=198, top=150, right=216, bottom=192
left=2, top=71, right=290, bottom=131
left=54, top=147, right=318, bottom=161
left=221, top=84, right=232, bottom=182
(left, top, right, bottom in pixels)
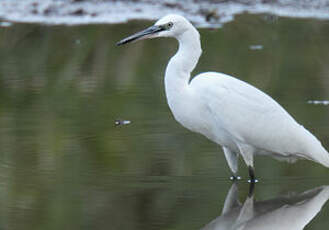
left=0, top=14, right=328, bottom=230
left=1, top=0, right=329, bottom=27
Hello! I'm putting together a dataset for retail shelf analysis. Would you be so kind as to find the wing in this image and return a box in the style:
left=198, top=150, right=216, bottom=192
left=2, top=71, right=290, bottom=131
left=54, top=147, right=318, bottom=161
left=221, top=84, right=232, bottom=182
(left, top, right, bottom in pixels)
left=190, top=72, right=313, bottom=157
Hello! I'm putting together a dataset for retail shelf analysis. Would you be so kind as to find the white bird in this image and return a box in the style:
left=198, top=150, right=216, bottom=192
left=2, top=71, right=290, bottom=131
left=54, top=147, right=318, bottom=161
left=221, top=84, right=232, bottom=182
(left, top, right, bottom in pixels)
left=117, top=14, right=329, bottom=182
left=201, top=183, right=329, bottom=230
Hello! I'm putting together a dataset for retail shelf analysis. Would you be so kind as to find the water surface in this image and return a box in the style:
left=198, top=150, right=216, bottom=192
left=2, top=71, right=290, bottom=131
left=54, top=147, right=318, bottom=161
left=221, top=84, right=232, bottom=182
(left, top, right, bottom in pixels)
left=0, top=13, right=328, bottom=230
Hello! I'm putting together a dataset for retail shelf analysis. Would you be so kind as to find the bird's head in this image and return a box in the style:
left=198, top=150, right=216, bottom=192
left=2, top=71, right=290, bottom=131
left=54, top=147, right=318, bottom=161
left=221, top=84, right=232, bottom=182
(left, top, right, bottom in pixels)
left=117, top=14, right=193, bottom=46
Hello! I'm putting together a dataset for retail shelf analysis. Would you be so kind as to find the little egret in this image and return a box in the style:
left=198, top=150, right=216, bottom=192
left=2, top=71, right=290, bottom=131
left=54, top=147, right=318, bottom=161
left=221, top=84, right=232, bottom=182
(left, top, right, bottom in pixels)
left=117, top=14, right=329, bottom=182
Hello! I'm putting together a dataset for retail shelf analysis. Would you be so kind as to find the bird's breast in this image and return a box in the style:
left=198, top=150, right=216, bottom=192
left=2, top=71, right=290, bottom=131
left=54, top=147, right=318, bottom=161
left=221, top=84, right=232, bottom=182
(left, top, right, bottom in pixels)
left=166, top=87, right=238, bottom=150
left=166, top=89, right=219, bottom=143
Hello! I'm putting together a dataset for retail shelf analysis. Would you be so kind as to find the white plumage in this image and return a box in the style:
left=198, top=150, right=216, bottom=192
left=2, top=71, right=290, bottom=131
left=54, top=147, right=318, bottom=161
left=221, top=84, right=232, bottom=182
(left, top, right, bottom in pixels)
left=117, top=14, right=329, bottom=181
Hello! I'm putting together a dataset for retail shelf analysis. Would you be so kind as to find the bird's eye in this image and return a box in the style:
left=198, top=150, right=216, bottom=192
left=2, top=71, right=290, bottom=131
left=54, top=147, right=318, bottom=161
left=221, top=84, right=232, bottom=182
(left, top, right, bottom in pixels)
left=162, top=22, right=173, bottom=30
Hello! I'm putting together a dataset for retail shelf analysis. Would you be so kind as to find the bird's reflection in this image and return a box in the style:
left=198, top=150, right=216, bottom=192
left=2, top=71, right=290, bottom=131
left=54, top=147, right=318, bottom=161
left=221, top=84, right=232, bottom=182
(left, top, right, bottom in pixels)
left=201, top=183, right=329, bottom=230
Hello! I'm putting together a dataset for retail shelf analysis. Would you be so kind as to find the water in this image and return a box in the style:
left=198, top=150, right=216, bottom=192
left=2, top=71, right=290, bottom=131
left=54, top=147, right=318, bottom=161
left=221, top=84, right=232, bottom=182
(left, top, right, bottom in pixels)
left=1, top=0, right=329, bottom=27
left=0, top=13, right=328, bottom=230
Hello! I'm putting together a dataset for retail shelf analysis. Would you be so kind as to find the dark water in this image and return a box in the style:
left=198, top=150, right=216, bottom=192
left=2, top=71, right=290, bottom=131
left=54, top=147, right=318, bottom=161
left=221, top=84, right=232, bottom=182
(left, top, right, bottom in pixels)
left=0, top=14, right=328, bottom=229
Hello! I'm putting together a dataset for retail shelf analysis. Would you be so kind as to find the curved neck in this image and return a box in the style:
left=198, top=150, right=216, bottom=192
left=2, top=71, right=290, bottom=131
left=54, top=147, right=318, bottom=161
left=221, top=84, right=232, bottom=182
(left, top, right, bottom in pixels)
left=164, top=27, right=202, bottom=92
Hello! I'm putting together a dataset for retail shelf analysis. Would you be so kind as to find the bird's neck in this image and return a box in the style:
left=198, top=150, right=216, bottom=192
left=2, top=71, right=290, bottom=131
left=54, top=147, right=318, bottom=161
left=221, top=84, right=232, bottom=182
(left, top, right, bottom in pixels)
left=164, top=27, right=202, bottom=97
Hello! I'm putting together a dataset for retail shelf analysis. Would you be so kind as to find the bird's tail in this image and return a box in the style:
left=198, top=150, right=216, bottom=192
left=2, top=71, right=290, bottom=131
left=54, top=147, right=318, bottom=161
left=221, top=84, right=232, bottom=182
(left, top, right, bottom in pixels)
left=317, top=146, right=329, bottom=168
left=308, top=142, right=329, bottom=168
left=301, top=128, right=329, bottom=168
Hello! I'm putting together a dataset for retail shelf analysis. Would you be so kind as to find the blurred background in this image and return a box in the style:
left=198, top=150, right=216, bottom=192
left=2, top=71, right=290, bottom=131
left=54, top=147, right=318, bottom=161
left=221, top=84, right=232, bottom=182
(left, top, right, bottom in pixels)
left=0, top=1, right=328, bottom=229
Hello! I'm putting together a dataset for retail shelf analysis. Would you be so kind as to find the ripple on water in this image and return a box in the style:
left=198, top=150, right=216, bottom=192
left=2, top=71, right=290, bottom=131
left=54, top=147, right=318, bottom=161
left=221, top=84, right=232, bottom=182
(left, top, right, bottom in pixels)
left=0, top=0, right=329, bottom=27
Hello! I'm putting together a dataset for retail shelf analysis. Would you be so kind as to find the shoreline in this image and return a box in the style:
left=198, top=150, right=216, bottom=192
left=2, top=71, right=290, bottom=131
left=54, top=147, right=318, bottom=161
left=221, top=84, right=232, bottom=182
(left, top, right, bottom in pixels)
left=0, top=0, right=329, bottom=27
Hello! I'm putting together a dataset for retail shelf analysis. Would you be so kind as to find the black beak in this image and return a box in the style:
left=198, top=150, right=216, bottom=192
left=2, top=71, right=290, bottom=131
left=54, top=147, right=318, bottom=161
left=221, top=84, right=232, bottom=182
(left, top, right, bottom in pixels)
left=117, top=25, right=164, bottom=46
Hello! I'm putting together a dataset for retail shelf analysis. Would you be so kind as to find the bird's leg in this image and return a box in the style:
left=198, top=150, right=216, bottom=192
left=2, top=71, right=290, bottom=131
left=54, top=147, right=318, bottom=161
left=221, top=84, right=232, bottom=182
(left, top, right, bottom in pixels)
left=223, top=147, right=241, bottom=181
left=248, top=180, right=255, bottom=197
left=221, top=182, right=239, bottom=215
left=248, top=166, right=255, bottom=181
left=230, top=175, right=242, bottom=181
left=248, top=166, right=258, bottom=183
left=237, top=144, right=258, bottom=183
